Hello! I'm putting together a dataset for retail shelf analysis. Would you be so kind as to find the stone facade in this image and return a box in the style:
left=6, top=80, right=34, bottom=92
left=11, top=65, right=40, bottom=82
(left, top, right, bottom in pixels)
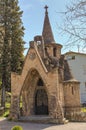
left=10, top=6, right=81, bottom=123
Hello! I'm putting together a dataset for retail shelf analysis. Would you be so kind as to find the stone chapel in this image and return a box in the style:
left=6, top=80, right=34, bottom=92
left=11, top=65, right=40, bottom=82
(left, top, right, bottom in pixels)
left=10, top=6, right=81, bottom=123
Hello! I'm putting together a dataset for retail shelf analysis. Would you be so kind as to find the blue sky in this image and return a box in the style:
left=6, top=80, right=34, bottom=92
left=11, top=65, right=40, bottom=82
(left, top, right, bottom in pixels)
left=18, top=0, right=71, bottom=54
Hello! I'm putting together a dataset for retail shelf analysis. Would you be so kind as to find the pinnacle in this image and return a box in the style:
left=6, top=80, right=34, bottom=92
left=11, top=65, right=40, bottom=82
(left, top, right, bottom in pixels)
left=42, top=6, right=55, bottom=44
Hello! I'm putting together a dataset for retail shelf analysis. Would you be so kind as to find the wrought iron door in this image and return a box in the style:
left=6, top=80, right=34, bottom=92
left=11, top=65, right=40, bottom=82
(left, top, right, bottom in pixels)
left=35, top=89, right=48, bottom=115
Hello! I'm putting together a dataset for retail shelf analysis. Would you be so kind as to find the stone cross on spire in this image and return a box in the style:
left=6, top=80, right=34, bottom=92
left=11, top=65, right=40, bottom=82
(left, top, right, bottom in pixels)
left=42, top=6, right=55, bottom=44
left=44, top=5, right=48, bottom=14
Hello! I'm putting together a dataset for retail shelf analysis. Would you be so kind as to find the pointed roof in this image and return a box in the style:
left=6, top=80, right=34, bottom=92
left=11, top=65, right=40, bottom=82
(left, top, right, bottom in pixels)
left=42, top=5, right=55, bottom=44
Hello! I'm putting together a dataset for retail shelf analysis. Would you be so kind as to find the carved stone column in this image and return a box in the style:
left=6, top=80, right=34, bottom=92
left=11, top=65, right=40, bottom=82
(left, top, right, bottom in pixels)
left=49, top=95, right=64, bottom=123
left=10, top=95, right=20, bottom=120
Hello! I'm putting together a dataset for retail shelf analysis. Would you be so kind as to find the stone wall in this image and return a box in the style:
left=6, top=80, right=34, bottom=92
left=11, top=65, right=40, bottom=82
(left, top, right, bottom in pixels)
left=66, top=111, right=86, bottom=122
left=63, top=81, right=81, bottom=115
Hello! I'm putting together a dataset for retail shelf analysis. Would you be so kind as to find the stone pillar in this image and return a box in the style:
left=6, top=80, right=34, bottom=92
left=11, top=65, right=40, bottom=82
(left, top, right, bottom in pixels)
left=10, top=95, right=20, bottom=120
left=49, top=95, right=64, bottom=123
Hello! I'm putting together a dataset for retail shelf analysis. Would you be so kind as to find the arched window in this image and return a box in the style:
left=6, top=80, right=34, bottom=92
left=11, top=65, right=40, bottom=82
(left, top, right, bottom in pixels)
left=53, top=48, right=57, bottom=57
left=72, top=86, right=74, bottom=95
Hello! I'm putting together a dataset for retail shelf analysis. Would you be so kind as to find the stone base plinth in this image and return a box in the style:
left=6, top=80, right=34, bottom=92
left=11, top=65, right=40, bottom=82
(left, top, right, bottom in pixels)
left=18, top=115, right=68, bottom=124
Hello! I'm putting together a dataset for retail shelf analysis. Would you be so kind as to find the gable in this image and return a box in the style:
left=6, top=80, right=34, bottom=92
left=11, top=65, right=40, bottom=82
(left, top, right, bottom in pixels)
left=11, top=47, right=48, bottom=93
left=22, top=47, right=48, bottom=73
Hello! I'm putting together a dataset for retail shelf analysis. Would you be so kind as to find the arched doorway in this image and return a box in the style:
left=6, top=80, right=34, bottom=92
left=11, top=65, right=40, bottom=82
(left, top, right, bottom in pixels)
left=35, top=79, right=48, bottom=115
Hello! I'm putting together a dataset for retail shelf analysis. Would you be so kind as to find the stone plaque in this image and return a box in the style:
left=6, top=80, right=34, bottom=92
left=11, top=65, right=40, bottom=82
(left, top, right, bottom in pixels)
left=29, top=52, right=36, bottom=60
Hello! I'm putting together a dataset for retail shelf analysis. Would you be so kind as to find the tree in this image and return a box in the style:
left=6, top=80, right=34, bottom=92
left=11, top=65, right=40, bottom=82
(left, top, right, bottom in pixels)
left=0, top=0, right=11, bottom=107
left=11, top=0, right=25, bottom=73
left=0, top=26, right=4, bottom=84
left=60, top=0, right=86, bottom=51
left=0, top=0, right=25, bottom=107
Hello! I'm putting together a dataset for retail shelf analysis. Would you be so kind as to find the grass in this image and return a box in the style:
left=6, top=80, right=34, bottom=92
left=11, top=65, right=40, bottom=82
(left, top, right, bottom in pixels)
left=0, top=102, right=11, bottom=118
left=4, top=92, right=11, bottom=117
left=0, top=91, right=11, bottom=118
left=3, top=109, right=9, bottom=117
left=4, top=102, right=10, bottom=117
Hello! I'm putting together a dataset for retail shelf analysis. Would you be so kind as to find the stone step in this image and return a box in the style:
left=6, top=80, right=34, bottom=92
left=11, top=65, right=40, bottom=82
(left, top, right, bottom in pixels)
left=19, top=115, right=52, bottom=123
left=18, top=116, right=69, bottom=124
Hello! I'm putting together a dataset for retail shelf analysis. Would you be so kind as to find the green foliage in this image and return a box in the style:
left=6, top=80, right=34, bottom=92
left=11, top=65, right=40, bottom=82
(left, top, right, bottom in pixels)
left=3, top=109, right=9, bottom=117
left=11, top=126, right=23, bottom=130
left=10, top=0, right=25, bottom=73
left=0, top=92, right=11, bottom=117
left=0, top=0, right=25, bottom=106
left=3, top=92, right=11, bottom=117
left=81, top=107, right=86, bottom=112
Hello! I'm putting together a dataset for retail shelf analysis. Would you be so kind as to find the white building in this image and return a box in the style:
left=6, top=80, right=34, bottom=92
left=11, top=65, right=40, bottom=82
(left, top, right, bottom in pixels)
left=65, top=51, right=86, bottom=104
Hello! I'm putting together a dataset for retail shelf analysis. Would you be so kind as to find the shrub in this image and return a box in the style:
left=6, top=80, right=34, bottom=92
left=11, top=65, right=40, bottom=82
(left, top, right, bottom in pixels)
left=11, top=126, right=23, bottom=130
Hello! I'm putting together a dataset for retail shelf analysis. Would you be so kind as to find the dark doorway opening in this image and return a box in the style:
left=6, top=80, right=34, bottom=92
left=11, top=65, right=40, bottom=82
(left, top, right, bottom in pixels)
left=35, top=89, right=48, bottom=115
left=37, top=78, right=44, bottom=86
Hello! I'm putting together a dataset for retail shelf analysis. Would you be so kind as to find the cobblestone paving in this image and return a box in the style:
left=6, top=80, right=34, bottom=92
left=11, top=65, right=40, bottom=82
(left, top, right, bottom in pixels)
left=0, top=118, right=86, bottom=130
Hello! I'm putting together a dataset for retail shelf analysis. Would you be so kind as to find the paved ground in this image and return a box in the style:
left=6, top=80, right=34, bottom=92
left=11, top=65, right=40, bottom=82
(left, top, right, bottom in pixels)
left=0, top=118, right=86, bottom=130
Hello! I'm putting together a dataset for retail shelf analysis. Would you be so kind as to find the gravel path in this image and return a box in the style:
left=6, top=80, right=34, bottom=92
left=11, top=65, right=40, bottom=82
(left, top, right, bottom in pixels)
left=0, top=118, right=86, bottom=130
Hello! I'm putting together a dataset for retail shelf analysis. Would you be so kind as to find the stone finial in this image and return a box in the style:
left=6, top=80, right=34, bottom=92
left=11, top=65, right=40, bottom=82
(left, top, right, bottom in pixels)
left=44, top=5, right=48, bottom=15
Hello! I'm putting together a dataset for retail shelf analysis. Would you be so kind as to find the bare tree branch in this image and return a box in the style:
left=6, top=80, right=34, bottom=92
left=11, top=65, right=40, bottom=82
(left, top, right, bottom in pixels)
left=59, top=0, right=86, bottom=51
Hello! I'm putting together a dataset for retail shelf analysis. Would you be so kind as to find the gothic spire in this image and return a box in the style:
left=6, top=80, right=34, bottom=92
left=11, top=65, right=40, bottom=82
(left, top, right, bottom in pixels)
left=42, top=5, right=55, bottom=44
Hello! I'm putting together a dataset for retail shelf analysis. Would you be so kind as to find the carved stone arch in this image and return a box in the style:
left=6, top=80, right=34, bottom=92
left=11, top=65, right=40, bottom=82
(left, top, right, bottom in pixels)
left=20, top=68, right=49, bottom=116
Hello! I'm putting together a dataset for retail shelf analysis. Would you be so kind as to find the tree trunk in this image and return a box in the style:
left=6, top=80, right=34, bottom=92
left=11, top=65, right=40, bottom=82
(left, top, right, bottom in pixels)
left=1, top=81, right=5, bottom=107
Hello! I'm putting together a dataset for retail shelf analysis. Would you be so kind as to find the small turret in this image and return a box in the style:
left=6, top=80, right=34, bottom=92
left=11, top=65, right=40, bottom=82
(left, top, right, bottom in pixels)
left=42, top=6, right=62, bottom=58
